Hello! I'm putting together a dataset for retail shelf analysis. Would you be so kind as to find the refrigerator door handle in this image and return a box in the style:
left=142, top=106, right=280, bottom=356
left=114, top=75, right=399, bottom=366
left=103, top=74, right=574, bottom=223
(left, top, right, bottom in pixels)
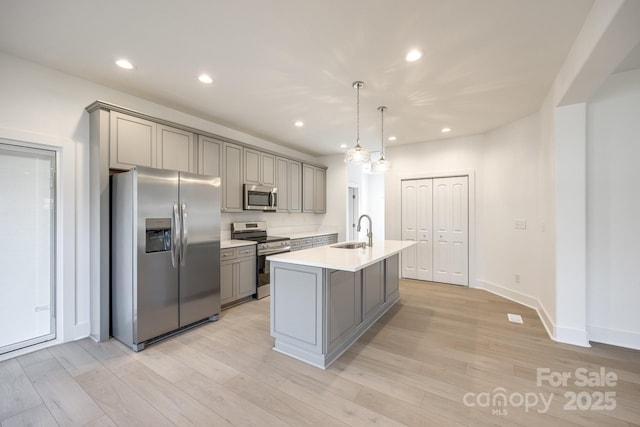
left=172, top=202, right=180, bottom=268
left=180, top=202, right=188, bottom=266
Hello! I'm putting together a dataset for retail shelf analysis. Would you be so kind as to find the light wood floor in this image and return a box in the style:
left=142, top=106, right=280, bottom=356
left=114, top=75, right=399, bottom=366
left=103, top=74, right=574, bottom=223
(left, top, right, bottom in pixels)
left=2, top=280, right=639, bottom=426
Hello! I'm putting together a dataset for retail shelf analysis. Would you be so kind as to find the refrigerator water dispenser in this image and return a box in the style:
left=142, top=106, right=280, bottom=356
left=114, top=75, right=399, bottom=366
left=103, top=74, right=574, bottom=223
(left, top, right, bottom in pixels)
left=145, top=218, right=172, bottom=253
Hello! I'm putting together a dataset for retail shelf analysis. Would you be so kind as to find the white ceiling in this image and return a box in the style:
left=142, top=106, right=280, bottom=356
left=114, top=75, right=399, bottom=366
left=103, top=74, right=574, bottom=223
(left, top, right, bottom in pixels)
left=0, top=0, right=595, bottom=156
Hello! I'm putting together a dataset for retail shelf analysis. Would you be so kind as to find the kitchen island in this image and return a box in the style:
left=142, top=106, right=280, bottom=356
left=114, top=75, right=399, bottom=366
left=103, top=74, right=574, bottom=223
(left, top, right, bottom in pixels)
left=267, top=240, right=416, bottom=369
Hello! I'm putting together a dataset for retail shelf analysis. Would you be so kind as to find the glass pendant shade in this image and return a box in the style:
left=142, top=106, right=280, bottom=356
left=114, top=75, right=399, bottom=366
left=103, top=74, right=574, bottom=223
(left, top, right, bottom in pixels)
left=345, top=140, right=371, bottom=163
left=344, top=81, right=371, bottom=164
left=370, top=105, right=392, bottom=173
left=370, top=156, right=392, bottom=172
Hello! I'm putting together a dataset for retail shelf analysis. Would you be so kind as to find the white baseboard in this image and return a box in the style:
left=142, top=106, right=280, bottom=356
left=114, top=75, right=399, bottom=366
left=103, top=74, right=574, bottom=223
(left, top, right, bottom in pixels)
left=74, top=321, right=91, bottom=340
left=589, top=325, right=640, bottom=350
left=554, top=325, right=590, bottom=347
left=475, top=280, right=590, bottom=347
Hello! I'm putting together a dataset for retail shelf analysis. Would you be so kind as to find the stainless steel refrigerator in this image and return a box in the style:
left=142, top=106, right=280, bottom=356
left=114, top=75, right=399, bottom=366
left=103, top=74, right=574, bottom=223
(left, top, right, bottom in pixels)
left=111, top=166, right=220, bottom=351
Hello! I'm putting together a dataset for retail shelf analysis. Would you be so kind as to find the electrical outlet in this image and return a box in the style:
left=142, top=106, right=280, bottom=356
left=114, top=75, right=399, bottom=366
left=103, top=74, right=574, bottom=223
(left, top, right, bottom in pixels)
left=514, top=273, right=521, bottom=284
left=514, top=220, right=527, bottom=230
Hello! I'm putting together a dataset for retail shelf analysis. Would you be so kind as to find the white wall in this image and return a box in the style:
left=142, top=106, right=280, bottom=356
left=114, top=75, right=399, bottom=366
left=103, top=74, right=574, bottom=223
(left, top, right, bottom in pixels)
left=586, top=68, right=640, bottom=349
left=480, top=114, right=550, bottom=311
left=0, top=52, right=326, bottom=356
left=319, top=155, right=348, bottom=241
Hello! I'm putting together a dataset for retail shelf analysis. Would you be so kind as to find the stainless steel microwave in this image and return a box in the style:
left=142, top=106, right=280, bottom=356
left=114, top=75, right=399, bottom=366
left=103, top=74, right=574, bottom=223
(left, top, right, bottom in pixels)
left=244, top=184, right=277, bottom=211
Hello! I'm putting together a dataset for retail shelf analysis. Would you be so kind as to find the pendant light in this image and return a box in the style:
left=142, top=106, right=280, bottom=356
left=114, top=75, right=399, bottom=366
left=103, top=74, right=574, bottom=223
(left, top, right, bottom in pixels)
left=370, top=106, right=392, bottom=173
left=344, top=81, right=371, bottom=164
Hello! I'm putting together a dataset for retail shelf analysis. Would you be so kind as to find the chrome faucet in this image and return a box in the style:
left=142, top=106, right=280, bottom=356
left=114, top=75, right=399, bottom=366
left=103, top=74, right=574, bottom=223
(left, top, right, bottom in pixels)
left=356, top=214, right=373, bottom=247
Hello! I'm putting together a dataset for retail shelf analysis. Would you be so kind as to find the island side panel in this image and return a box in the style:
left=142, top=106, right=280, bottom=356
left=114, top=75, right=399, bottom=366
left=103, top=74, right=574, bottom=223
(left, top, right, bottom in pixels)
left=327, top=269, right=362, bottom=349
left=270, top=262, right=325, bottom=366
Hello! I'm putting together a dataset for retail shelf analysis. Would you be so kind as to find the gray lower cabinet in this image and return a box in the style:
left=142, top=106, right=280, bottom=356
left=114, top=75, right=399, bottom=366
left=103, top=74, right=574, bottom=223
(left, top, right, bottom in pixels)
left=385, top=254, right=400, bottom=300
left=290, top=237, right=313, bottom=251
left=270, top=255, right=400, bottom=368
left=220, top=246, right=256, bottom=306
left=363, top=261, right=384, bottom=319
left=312, top=233, right=337, bottom=247
left=290, top=233, right=337, bottom=252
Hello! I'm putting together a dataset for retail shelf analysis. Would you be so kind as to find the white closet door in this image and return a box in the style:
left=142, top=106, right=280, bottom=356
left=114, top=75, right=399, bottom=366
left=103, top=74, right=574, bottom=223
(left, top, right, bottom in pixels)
left=416, top=179, right=433, bottom=280
left=433, top=176, right=468, bottom=285
left=0, top=142, right=56, bottom=355
left=401, top=180, right=417, bottom=278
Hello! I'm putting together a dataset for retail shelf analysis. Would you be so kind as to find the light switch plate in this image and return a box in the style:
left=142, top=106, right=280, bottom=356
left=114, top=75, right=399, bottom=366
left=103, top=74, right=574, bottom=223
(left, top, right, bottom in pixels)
left=514, top=220, right=527, bottom=230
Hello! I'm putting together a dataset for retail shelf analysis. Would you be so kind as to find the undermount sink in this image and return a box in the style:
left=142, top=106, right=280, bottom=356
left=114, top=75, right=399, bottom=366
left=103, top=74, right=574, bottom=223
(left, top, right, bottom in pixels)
left=331, top=241, right=366, bottom=249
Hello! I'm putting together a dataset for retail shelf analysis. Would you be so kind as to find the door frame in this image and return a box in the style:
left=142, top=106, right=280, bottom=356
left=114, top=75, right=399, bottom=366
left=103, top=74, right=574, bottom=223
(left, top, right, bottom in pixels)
left=347, top=184, right=360, bottom=242
left=0, top=127, right=78, bottom=362
left=397, top=169, right=476, bottom=288
left=0, top=143, right=56, bottom=354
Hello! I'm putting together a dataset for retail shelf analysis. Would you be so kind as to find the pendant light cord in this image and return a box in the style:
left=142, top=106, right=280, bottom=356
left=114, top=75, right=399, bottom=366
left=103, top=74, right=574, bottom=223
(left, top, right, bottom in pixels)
left=380, top=107, right=385, bottom=158
left=356, top=84, right=360, bottom=145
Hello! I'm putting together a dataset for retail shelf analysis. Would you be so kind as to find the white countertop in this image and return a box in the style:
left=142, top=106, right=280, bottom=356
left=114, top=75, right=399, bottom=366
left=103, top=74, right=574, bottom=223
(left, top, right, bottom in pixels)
left=221, top=239, right=257, bottom=249
left=267, top=240, right=416, bottom=272
left=288, top=231, right=338, bottom=239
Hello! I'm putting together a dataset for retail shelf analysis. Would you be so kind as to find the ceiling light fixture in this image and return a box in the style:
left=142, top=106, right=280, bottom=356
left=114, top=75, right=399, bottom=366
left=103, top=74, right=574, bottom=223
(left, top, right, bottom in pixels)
left=198, top=74, right=213, bottom=84
left=115, top=59, right=133, bottom=70
left=388, top=136, right=397, bottom=141
left=294, top=120, right=304, bottom=127
left=406, top=49, right=422, bottom=62
left=340, top=144, right=348, bottom=149
left=370, top=106, right=393, bottom=173
left=344, top=81, right=371, bottom=164
left=441, top=127, right=451, bottom=133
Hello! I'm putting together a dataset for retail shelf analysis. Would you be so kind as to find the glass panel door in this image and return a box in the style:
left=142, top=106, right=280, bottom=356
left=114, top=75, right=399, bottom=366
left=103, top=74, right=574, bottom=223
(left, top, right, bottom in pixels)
left=0, top=141, right=56, bottom=355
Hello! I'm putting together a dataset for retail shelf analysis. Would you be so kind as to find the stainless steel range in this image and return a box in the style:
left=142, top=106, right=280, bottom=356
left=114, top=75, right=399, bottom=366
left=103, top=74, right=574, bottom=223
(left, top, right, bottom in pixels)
left=231, top=221, right=290, bottom=299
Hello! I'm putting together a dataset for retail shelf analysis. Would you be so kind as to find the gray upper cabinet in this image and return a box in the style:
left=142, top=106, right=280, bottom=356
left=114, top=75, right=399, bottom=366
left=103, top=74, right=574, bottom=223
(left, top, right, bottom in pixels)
left=302, top=164, right=315, bottom=213
left=314, top=167, right=326, bottom=213
left=244, top=148, right=260, bottom=184
left=97, top=102, right=324, bottom=216
left=197, top=135, right=222, bottom=177
left=109, top=111, right=156, bottom=170
left=303, top=163, right=327, bottom=213
left=156, top=124, right=196, bottom=173
left=289, top=160, right=302, bottom=212
left=109, top=111, right=195, bottom=173
left=261, top=152, right=276, bottom=186
left=275, top=157, right=303, bottom=213
left=222, top=142, right=243, bottom=212
left=244, top=148, right=276, bottom=186
left=276, top=157, right=289, bottom=212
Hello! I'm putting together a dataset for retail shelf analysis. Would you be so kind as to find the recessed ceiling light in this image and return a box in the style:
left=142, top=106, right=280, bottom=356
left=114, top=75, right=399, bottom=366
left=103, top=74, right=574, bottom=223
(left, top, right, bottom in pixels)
left=294, top=121, right=304, bottom=127
left=198, top=74, right=213, bottom=84
left=115, top=59, right=133, bottom=70
left=388, top=136, right=397, bottom=141
left=340, top=144, right=348, bottom=149
left=405, top=49, right=422, bottom=62
left=441, top=127, right=451, bottom=133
